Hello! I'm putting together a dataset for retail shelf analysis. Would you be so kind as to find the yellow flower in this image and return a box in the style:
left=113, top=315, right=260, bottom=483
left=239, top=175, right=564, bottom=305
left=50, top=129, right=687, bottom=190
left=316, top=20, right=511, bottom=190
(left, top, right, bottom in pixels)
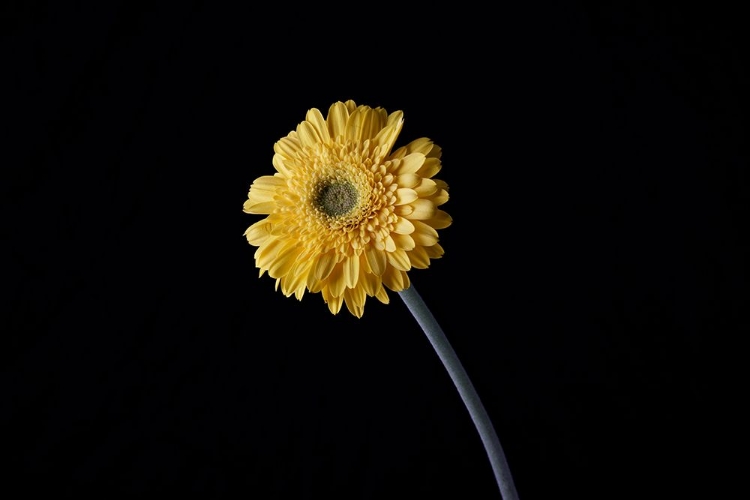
left=243, top=100, right=451, bottom=318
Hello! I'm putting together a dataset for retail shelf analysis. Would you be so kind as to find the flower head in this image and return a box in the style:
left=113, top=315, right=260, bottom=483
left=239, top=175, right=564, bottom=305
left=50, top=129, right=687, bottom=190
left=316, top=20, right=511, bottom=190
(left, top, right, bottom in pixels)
left=243, top=100, right=451, bottom=318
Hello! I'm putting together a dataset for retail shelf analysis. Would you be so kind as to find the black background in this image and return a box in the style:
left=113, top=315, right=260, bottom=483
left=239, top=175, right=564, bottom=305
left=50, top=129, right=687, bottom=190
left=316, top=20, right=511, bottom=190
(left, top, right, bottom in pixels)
left=2, top=2, right=746, bottom=499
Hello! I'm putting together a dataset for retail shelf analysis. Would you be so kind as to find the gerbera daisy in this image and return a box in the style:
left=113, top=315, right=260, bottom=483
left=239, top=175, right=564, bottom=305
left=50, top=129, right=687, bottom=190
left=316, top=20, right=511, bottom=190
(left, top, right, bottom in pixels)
left=243, top=100, right=451, bottom=318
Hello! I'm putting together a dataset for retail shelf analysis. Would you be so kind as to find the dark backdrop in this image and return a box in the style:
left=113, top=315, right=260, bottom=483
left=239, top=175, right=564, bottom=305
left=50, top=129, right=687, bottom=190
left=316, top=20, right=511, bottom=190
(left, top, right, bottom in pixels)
left=2, top=3, right=745, bottom=499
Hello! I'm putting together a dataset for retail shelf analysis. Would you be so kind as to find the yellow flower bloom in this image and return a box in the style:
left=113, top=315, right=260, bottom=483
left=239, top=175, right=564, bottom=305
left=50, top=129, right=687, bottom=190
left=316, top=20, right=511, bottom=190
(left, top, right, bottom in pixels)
left=243, top=100, right=451, bottom=318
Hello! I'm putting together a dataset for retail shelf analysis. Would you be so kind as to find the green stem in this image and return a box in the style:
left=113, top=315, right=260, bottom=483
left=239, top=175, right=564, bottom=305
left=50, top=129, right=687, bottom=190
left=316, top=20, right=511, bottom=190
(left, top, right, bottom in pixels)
left=398, top=285, right=520, bottom=500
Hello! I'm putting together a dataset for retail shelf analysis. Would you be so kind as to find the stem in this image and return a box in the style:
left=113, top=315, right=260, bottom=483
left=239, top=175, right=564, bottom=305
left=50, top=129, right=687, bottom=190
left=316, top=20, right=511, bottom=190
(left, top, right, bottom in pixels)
left=398, top=285, right=520, bottom=500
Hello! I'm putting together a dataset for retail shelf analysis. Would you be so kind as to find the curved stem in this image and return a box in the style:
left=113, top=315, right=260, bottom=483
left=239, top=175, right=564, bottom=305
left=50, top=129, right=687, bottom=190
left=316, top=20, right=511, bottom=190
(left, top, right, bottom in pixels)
left=398, top=285, right=520, bottom=500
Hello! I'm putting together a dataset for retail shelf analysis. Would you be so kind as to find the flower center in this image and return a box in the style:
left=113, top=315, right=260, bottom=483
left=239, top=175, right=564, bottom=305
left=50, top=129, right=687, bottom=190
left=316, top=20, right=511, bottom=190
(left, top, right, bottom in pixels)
left=314, top=180, right=359, bottom=217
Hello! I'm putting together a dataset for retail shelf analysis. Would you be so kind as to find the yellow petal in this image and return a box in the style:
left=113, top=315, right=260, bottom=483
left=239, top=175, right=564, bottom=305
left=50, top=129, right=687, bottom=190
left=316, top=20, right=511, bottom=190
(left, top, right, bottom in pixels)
left=386, top=248, right=411, bottom=271
left=405, top=137, right=434, bottom=155
left=375, top=285, right=390, bottom=304
left=394, top=204, right=414, bottom=217
left=425, top=243, right=445, bottom=259
left=244, top=220, right=272, bottom=246
left=270, top=243, right=302, bottom=278
left=414, top=178, right=437, bottom=196
left=406, top=199, right=436, bottom=220
left=284, top=258, right=313, bottom=297
left=305, top=107, right=331, bottom=143
left=345, top=106, right=371, bottom=143
left=417, top=157, right=442, bottom=178
left=314, top=250, right=337, bottom=281
left=412, top=221, right=439, bottom=246
left=344, top=286, right=366, bottom=318
left=255, top=237, right=285, bottom=269
left=429, top=188, right=449, bottom=206
left=389, top=145, right=407, bottom=159
left=323, top=288, right=343, bottom=315
left=327, top=101, right=350, bottom=140
left=382, top=266, right=407, bottom=291
left=384, top=234, right=396, bottom=252
left=392, top=217, right=415, bottom=235
left=391, top=232, right=415, bottom=251
left=297, top=121, right=322, bottom=149
left=245, top=176, right=285, bottom=211
left=274, top=134, right=301, bottom=159
left=365, top=246, right=386, bottom=276
left=425, top=209, right=453, bottom=229
left=359, top=261, right=380, bottom=295
left=407, top=246, right=431, bottom=269
left=394, top=188, right=418, bottom=205
left=327, top=263, right=346, bottom=298
left=272, top=154, right=292, bottom=177
left=251, top=174, right=287, bottom=189
left=345, top=106, right=366, bottom=143
left=343, top=100, right=357, bottom=113
left=243, top=200, right=276, bottom=214
left=392, top=153, right=425, bottom=175
left=308, top=276, right=323, bottom=293
left=372, top=110, right=403, bottom=154
left=343, top=255, right=359, bottom=289
left=360, top=107, right=383, bottom=142
left=395, top=173, right=420, bottom=188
